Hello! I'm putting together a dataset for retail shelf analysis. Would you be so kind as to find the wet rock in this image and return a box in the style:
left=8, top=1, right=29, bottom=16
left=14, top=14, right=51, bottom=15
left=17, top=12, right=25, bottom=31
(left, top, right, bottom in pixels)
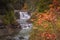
left=0, top=25, right=21, bottom=40
left=0, top=20, right=5, bottom=29
left=0, top=25, right=5, bottom=29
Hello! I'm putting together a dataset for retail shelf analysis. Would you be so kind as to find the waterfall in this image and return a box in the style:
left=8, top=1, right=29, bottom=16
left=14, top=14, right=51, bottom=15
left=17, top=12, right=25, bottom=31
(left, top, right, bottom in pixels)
left=19, top=11, right=32, bottom=40
left=19, top=11, right=31, bottom=24
left=13, top=11, right=32, bottom=40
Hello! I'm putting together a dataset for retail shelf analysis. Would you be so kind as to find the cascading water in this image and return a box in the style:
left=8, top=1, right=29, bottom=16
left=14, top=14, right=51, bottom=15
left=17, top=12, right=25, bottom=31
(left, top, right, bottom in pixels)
left=19, top=11, right=32, bottom=40
left=19, top=11, right=31, bottom=23
left=13, top=11, right=32, bottom=40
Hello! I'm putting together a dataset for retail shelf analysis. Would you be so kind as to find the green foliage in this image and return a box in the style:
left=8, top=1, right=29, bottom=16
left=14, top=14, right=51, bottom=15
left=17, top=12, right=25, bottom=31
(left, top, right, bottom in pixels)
left=3, top=10, right=16, bottom=25
left=0, top=0, right=25, bottom=25
left=0, top=0, right=21, bottom=25
left=35, top=0, right=52, bottom=12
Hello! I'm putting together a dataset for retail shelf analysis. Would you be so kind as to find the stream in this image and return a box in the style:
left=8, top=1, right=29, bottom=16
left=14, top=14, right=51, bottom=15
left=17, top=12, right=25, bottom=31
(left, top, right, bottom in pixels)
left=13, top=11, right=33, bottom=40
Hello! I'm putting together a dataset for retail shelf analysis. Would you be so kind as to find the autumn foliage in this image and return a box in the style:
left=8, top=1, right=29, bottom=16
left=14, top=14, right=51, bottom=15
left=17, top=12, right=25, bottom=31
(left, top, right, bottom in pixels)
left=30, top=0, right=60, bottom=40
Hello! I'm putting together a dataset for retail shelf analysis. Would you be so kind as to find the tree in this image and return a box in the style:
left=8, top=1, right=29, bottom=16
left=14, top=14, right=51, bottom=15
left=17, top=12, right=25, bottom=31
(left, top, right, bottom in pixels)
left=34, top=0, right=52, bottom=12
